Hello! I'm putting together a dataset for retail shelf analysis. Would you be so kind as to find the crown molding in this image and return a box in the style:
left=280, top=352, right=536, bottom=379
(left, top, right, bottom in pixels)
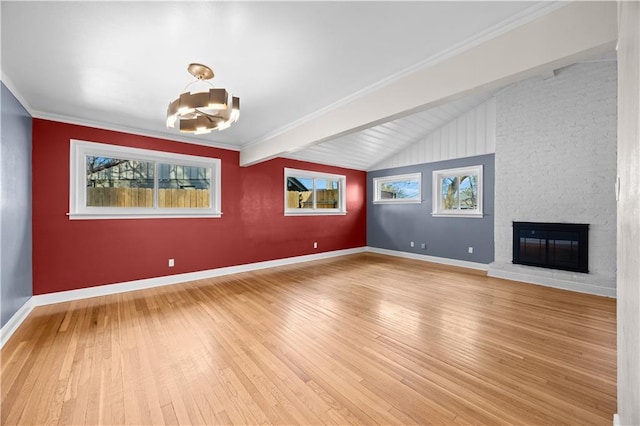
left=3, top=64, right=241, bottom=152
left=32, top=110, right=241, bottom=152
left=1, top=71, right=35, bottom=116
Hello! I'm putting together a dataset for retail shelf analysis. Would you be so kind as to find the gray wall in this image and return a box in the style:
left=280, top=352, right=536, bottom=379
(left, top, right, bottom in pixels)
left=367, top=154, right=494, bottom=264
left=1, top=82, right=33, bottom=328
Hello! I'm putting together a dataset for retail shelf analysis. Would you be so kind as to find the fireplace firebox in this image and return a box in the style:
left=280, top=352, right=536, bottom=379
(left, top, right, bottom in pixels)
left=512, top=222, right=589, bottom=273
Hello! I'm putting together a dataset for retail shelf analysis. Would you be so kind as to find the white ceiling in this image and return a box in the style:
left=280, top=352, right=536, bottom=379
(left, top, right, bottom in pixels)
left=2, top=1, right=573, bottom=169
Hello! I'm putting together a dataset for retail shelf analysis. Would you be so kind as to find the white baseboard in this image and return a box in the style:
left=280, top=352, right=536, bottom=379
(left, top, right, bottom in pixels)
left=0, top=247, right=366, bottom=348
left=613, top=413, right=619, bottom=426
left=1, top=246, right=614, bottom=349
left=365, top=247, right=489, bottom=271
left=488, top=262, right=616, bottom=298
left=32, top=247, right=367, bottom=307
left=0, top=298, right=35, bottom=348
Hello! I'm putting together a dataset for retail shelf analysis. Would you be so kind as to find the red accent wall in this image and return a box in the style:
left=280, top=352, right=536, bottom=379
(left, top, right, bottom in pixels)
left=32, top=119, right=366, bottom=295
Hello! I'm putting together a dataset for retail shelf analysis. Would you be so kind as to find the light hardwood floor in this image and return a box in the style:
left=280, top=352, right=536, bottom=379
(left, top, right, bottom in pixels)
left=1, top=253, right=616, bottom=425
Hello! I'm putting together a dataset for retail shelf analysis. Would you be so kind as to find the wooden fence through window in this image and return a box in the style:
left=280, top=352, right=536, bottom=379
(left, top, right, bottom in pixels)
left=87, top=187, right=210, bottom=208
left=286, top=189, right=339, bottom=209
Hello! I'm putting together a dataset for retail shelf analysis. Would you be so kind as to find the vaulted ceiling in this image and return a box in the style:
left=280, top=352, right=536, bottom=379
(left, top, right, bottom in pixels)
left=284, top=91, right=494, bottom=170
left=1, top=2, right=617, bottom=170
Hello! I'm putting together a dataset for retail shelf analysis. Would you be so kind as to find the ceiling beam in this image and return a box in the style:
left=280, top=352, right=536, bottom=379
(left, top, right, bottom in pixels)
left=240, top=1, right=617, bottom=167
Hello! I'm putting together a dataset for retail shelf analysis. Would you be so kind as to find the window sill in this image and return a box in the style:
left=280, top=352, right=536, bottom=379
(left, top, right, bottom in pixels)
left=373, top=199, right=422, bottom=205
left=284, top=211, right=347, bottom=216
left=68, top=212, right=222, bottom=220
left=431, top=212, right=484, bottom=219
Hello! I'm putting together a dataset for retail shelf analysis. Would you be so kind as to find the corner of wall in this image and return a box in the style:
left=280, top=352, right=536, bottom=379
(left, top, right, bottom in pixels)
left=1, top=82, right=34, bottom=329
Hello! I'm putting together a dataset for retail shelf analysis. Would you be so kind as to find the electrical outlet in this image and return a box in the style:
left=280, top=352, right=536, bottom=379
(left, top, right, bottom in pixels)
left=468, top=247, right=473, bottom=254
left=421, top=243, right=426, bottom=249
left=168, top=258, right=175, bottom=267
left=410, top=241, right=415, bottom=247
left=313, top=242, right=318, bottom=249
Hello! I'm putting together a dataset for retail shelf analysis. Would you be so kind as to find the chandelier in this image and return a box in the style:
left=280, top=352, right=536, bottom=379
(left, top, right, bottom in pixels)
left=166, top=63, right=240, bottom=135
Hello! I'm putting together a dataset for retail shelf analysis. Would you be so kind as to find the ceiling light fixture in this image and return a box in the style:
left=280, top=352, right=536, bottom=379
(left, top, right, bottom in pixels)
left=166, top=63, right=240, bottom=135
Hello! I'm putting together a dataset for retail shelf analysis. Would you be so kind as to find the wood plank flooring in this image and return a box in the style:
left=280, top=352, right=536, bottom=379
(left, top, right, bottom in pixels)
left=1, top=253, right=616, bottom=425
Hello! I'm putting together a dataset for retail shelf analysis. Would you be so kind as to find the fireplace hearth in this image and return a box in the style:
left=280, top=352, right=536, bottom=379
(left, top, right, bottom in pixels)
left=512, top=222, right=589, bottom=273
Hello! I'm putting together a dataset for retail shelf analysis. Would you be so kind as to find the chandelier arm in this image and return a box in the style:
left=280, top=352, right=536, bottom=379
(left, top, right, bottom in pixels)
left=181, top=79, right=215, bottom=94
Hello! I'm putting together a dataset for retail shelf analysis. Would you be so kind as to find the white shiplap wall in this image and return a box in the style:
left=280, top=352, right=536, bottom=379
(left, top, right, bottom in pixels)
left=370, top=97, right=496, bottom=170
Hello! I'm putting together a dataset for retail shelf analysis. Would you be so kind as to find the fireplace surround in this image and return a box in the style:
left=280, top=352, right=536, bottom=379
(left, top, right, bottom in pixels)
left=512, top=222, right=589, bottom=273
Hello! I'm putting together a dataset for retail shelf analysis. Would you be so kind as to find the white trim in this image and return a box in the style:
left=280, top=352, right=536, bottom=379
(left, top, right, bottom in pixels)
left=284, top=167, right=347, bottom=215
left=365, top=247, right=489, bottom=272
left=0, top=248, right=365, bottom=349
left=373, top=200, right=422, bottom=205
left=0, top=298, right=35, bottom=348
left=3, top=245, right=615, bottom=349
left=1, top=72, right=34, bottom=115
left=32, top=110, right=241, bottom=152
left=373, top=172, right=422, bottom=204
left=613, top=414, right=619, bottom=426
left=284, top=168, right=346, bottom=182
left=1, top=246, right=490, bottom=349
left=432, top=164, right=483, bottom=218
left=431, top=213, right=484, bottom=219
left=70, top=139, right=221, bottom=219
left=32, top=247, right=367, bottom=309
left=487, top=263, right=616, bottom=298
left=68, top=213, right=222, bottom=220
left=284, top=212, right=347, bottom=217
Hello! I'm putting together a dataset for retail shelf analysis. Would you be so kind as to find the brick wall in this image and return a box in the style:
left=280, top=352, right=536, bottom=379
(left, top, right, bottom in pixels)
left=491, top=61, right=617, bottom=293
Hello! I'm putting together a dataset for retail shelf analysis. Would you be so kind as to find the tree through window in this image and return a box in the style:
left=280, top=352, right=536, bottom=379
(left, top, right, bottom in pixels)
left=432, top=165, right=483, bottom=217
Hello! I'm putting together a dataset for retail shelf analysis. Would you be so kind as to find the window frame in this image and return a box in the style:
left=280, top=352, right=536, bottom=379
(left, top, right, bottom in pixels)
left=284, top=168, right=347, bottom=216
left=69, top=139, right=221, bottom=220
left=373, top=172, right=422, bottom=204
left=432, top=165, right=483, bottom=218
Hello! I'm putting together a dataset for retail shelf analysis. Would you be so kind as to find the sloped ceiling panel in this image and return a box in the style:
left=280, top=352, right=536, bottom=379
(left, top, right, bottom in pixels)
left=371, top=97, right=497, bottom=171
left=284, top=91, right=494, bottom=170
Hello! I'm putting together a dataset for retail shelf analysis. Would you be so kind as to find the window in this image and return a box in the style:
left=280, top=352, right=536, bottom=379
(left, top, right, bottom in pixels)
left=432, top=165, right=483, bottom=218
left=284, top=168, right=346, bottom=215
left=373, top=173, right=421, bottom=204
left=70, top=140, right=221, bottom=219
